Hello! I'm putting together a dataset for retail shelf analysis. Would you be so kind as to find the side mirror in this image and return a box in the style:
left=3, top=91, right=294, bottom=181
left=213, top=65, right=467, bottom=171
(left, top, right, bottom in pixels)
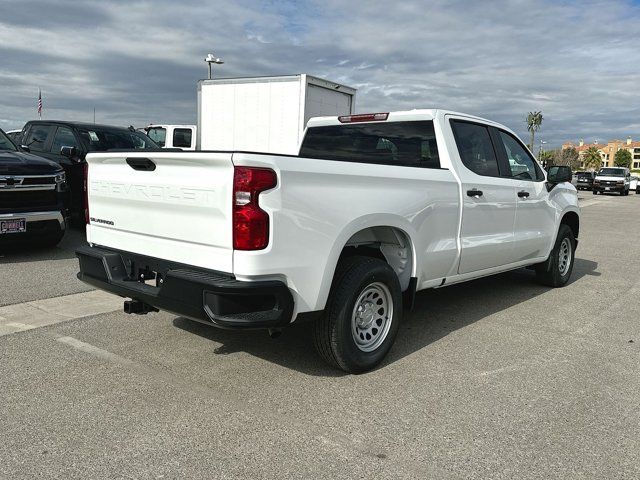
left=20, top=145, right=30, bottom=153
left=547, top=165, right=572, bottom=184
left=60, top=145, right=77, bottom=159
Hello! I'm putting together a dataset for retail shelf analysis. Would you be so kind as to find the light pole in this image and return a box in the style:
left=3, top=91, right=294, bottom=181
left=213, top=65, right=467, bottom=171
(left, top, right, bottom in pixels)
left=538, top=140, right=548, bottom=164
left=205, top=53, right=224, bottom=79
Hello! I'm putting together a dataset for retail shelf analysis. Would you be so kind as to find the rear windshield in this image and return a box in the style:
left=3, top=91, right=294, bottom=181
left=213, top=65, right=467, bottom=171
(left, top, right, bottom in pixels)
left=78, top=128, right=159, bottom=152
left=299, top=120, right=440, bottom=168
left=598, top=168, right=625, bottom=176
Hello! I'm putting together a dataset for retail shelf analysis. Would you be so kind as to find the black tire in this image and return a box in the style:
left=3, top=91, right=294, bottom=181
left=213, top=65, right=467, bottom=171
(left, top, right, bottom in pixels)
left=535, top=224, right=575, bottom=287
left=313, top=256, right=402, bottom=374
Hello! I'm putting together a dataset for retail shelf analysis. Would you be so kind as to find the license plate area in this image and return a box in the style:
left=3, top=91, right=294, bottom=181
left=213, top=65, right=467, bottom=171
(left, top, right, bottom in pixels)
left=0, top=218, right=26, bottom=234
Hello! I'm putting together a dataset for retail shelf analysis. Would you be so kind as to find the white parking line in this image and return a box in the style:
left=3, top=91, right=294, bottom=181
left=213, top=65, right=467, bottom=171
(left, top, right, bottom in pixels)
left=579, top=199, right=601, bottom=207
left=0, top=290, right=122, bottom=337
left=57, top=336, right=136, bottom=366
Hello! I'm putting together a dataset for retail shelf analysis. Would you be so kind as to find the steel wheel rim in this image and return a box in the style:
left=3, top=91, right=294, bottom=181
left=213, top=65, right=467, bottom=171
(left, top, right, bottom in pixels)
left=558, top=238, right=572, bottom=276
left=351, top=282, right=393, bottom=352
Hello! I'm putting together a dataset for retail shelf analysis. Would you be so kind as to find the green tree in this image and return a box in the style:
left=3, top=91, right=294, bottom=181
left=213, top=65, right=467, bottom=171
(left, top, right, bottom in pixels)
left=539, top=149, right=555, bottom=167
left=526, top=111, right=543, bottom=151
left=583, top=146, right=602, bottom=171
left=555, top=147, right=580, bottom=170
left=614, top=149, right=632, bottom=168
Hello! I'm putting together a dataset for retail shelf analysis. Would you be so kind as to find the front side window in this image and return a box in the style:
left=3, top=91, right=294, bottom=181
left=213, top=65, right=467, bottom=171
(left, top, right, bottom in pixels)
left=450, top=120, right=499, bottom=177
left=146, top=127, right=166, bottom=147
left=23, top=124, right=55, bottom=152
left=299, top=120, right=440, bottom=168
left=498, top=131, right=544, bottom=181
left=173, top=128, right=192, bottom=148
left=51, top=126, right=79, bottom=154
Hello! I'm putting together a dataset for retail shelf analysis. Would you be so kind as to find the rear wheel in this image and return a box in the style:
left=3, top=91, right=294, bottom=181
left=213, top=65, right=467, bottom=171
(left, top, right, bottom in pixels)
left=313, top=256, right=402, bottom=374
left=535, top=225, right=575, bottom=287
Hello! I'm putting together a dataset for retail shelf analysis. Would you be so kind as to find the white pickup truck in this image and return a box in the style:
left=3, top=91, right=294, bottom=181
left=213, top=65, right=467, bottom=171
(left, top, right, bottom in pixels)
left=77, top=110, right=580, bottom=373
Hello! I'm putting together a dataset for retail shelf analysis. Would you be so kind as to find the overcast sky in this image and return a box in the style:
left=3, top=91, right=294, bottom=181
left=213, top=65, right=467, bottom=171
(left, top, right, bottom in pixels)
left=1, top=0, right=639, bottom=147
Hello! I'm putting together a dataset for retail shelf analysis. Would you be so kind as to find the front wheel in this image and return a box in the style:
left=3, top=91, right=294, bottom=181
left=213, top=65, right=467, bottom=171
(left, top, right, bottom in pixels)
left=313, top=256, right=402, bottom=374
left=535, top=225, right=575, bottom=287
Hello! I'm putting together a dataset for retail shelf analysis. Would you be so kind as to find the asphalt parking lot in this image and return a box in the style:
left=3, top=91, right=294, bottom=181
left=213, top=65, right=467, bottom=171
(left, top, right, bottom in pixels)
left=1, top=191, right=639, bottom=479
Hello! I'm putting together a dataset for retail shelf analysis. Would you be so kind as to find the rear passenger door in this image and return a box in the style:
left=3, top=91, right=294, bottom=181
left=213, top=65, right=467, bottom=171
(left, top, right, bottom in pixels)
left=493, top=129, right=555, bottom=262
left=449, top=118, right=518, bottom=274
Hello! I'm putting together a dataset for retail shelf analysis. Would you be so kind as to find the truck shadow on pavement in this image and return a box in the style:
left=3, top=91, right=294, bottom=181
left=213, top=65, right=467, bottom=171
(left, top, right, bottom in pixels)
left=173, top=258, right=599, bottom=377
left=0, top=227, right=86, bottom=264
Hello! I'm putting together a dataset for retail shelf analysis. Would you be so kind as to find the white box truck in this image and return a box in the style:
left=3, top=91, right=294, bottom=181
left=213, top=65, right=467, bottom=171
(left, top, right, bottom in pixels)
left=197, top=74, right=356, bottom=154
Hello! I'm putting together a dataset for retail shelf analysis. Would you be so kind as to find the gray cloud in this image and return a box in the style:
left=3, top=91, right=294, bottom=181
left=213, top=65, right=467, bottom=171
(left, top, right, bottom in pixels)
left=0, top=0, right=639, bottom=147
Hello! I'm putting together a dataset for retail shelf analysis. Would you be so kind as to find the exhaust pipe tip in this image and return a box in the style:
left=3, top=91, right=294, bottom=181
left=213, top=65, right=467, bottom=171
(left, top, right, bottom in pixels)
left=267, top=328, right=282, bottom=339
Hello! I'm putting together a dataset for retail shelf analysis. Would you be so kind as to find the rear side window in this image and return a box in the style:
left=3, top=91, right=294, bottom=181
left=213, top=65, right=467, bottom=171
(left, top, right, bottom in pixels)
left=450, top=121, right=500, bottom=177
left=51, top=126, right=80, bottom=154
left=173, top=128, right=192, bottom=148
left=299, top=121, right=440, bottom=168
left=23, top=124, right=55, bottom=152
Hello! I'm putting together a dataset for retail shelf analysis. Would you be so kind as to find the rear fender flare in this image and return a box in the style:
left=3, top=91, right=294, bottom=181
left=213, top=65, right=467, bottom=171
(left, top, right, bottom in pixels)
left=314, top=214, right=417, bottom=310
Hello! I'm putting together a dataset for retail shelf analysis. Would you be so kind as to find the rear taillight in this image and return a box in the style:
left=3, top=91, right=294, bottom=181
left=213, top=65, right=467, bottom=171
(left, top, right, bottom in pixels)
left=233, top=166, right=277, bottom=250
left=338, top=113, right=388, bottom=123
left=83, top=162, right=89, bottom=224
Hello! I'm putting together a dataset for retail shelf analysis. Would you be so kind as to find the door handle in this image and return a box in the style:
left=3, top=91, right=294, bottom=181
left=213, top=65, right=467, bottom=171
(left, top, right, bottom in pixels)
left=517, top=190, right=530, bottom=198
left=466, top=189, right=483, bottom=197
left=126, top=158, right=156, bottom=171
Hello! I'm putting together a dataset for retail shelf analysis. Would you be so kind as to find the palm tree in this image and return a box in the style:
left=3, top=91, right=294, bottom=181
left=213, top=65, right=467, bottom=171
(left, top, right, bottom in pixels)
left=526, top=111, right=543, bottom=152
left=583, top=146, right=602, bottom=171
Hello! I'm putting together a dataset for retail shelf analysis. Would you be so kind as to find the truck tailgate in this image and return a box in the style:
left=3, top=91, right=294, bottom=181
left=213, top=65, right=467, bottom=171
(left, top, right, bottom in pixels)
left=85, top=152, right=234, bottom=272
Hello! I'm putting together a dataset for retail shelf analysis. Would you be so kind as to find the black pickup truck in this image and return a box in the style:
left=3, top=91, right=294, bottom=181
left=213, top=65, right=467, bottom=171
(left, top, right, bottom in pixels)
left=0, top=128, right=67, bottom=248
left=15, top=121, right=159, bottom=223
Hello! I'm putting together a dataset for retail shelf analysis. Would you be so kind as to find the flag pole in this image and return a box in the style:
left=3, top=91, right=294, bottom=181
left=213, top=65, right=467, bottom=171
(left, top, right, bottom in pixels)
left=38, top=88, right=42, bottom=120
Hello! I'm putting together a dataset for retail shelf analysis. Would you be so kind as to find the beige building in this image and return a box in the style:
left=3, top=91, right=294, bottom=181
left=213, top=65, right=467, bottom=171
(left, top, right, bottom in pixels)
left=562, top=137, right=640, bottom=170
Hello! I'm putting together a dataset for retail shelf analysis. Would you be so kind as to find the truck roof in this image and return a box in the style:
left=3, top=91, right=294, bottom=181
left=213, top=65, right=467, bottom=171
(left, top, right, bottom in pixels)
left=306, top=109, right=503, bottom=129
left=25, top=119, right=136, bottom=132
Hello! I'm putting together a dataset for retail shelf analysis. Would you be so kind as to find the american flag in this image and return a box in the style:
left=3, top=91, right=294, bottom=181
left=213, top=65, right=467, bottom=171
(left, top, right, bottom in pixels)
left=37, top=89, right=42, bottom=119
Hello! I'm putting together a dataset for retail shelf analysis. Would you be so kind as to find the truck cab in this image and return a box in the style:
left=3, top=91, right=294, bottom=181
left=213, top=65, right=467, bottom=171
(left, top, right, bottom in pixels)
left=144, top=125, right=196, bottom=151
left=18, top=121, right=159, bottom=223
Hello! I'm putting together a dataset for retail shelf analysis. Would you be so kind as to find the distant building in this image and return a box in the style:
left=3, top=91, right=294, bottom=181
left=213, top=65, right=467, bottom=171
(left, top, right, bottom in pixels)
left=562, top=137, right=640, bottom=170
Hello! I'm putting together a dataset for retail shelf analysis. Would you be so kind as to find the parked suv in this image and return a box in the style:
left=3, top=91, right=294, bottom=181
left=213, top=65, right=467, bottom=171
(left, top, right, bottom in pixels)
left=593, top=167, right=630, bottom=195
left=0, top=128, right=67, bottom=247
left=17, top=121, right=159, bottom=223
left=576, top=171, right=595, bottom=190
